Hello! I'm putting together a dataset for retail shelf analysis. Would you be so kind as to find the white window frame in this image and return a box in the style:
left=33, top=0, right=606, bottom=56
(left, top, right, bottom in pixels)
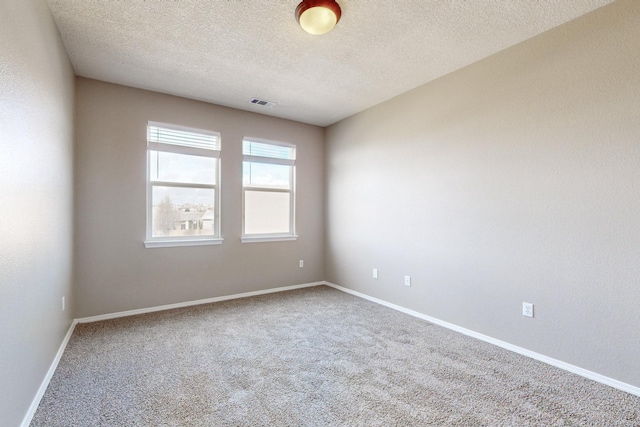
left=144, top=121, right=223, bottom=248
left=241, top=137, right=297, bottom=243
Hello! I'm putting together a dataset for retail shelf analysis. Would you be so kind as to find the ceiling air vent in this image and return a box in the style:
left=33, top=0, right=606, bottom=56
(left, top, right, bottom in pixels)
left=250, top=98, right=276, bottom=108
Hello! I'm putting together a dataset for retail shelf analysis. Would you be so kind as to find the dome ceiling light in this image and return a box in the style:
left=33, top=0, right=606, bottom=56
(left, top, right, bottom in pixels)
left=295, top=0, right=342, bottom=35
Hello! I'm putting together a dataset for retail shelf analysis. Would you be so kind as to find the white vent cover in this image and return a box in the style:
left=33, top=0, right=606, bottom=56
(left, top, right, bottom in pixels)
left=250, top=98, right=276, bottom=108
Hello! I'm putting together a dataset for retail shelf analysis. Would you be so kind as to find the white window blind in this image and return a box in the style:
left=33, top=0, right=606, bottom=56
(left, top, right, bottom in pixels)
left=243, top=140, right=295, bottom=160
left=148, top=123, right=221, bottom=151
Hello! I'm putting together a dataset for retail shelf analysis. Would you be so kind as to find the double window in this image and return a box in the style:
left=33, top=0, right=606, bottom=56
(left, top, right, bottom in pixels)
left=242, top=138, right=297, bottom=242
left=144, top=125, right=296, bottom=247
left=145, top=122, right=221, bottom=248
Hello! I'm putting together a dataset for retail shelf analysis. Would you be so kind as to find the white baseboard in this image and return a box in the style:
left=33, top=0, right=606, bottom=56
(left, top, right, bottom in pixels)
left=21, top=319, right=78, bottom=427
left=76, top=281, right=324, bottom=323
left=23, top=279, right=639, bottom=427
left=324, top=281, right=640, bottom=398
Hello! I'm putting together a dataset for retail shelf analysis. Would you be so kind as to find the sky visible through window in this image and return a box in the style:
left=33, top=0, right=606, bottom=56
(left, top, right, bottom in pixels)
left=243, top=162, right=291, bottom=188
left=242, top=140, right=294, bottom=189
left=151, top=151, right=215, bottom=205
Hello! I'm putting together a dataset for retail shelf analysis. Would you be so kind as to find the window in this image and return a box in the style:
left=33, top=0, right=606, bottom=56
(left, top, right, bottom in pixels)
left=242, top=138, right=297, bottom=242
left=145, top=122, right=222, bottom=248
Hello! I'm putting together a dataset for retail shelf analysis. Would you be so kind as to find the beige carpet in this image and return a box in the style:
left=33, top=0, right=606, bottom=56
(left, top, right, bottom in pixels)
left=32, top=286, right=639, bottom=426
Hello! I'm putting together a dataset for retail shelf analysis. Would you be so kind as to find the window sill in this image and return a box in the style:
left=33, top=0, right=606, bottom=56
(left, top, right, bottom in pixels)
left=241, top=235, right=298, bottom=243
left=144, top=238, right=224, bottom=248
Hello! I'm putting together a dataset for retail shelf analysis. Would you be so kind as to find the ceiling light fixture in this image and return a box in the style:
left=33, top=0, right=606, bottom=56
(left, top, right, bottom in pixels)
left=295, top=0, right=341, bottom=35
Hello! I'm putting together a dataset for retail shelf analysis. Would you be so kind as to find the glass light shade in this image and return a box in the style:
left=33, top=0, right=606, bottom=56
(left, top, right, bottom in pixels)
left=296, top=1, right=341, bottom=35
left=299, top=6, right=338, bottom=35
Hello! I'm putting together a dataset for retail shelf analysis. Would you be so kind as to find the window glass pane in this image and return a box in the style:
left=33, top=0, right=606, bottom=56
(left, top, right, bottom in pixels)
left=150, top=151, right=216, bottom=185
left=244, top=190, right=290, bottom=234
left=243, top=162, right=291, bottom=188
left=152, top=186, right=215, bottom=237
left=243, top=140, right=294, bottom=160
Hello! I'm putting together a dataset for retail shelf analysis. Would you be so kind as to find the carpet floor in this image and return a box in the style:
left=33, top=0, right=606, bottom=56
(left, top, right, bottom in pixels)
left=32, top=286, right=639, bottom=426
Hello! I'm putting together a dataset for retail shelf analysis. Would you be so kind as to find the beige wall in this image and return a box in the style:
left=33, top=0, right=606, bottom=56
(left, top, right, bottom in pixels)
left=326, top=0, right=640, bottom=388
left=74, top=79, right=324, bottom=317
left=0, top=0, right=75, bottom=425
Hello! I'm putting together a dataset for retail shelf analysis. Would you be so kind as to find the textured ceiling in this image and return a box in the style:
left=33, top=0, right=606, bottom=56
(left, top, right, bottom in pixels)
left=47, top=0, right=612, bottom=127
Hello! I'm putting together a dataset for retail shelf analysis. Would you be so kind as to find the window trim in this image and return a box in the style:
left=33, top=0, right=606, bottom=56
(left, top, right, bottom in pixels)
left=241, top=137, right=297, bottom=243
left=144, top=121, right=223, bottom=248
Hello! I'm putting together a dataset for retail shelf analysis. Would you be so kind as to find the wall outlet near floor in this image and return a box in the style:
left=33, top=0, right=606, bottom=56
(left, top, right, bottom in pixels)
left=373, top=268, right=378, bottom=279
left=62, top=296, right=66, bottom=311
left=404, top=275, right=411, bottom=287
left=299, top=260, right=304, bottom=268
left=523, top=302, right=534, bottom=318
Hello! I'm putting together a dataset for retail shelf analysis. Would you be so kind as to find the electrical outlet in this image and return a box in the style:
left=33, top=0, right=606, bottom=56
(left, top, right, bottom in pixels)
left=299, top=260, right=304, bottom=268
left=404, top=275, right=411, bottom=287
left=373, top=268, right=378, bottom=279
left=523, top=302, right=534, bottom=318
left=62, top=296, right=66, bottom=311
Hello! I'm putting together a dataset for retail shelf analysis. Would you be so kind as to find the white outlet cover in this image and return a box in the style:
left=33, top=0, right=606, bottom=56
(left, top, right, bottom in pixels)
left=404, top=276, right=411, bottom=287
left=373, top=268, right=378, bottom=279
left=299, top=260, right=304, bottom=268
left=523, top=302, right=534, bottom=318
